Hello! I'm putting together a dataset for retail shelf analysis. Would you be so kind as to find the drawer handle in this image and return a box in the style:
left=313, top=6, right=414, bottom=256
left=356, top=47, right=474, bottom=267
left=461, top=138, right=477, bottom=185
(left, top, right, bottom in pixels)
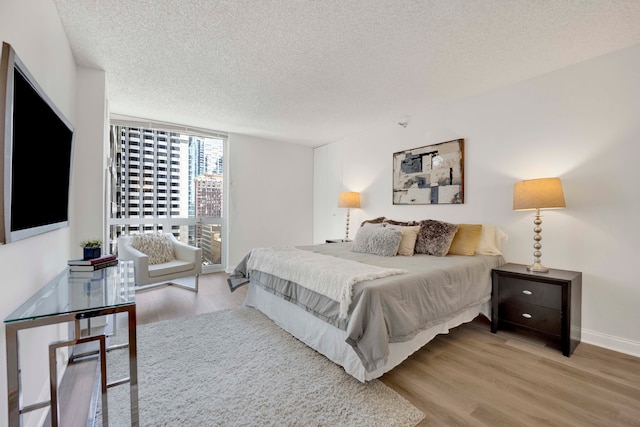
left=522, top=290, right=533, bottom=295
left=522, top=313, right=532, bottom=319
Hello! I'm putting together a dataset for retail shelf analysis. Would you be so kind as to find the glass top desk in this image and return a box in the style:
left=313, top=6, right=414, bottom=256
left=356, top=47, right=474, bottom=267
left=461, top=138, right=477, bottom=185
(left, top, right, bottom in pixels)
left=4, top=261, right=138, bottom=427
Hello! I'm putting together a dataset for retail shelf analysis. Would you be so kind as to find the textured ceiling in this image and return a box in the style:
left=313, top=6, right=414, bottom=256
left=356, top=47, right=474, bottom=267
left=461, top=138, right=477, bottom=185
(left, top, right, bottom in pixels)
left=53, top=0, right=640, bottom=146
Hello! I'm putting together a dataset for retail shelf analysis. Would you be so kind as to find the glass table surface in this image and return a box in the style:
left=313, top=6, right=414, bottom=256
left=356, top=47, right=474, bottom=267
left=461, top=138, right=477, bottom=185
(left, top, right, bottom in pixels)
left=4, top=260, right=135, bottom=323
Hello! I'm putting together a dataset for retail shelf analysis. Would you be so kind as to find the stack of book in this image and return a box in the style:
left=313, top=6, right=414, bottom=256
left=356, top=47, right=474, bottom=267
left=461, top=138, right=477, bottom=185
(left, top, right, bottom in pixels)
left=68, top=268, right=108, bottom=281
left=68, top=254, right=118, bottom=273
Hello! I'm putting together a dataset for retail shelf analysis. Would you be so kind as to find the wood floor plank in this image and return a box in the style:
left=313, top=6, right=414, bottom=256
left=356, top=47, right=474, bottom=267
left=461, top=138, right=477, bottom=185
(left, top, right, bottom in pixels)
left=387, top=356, right=481, bottom=414
left=408, top=346, right=592, bottom=426
left=434, top=339, right=617, bottom=426
left=57, top=272, right=639, bottom=427
left=44, top=359, right=97, bottom=427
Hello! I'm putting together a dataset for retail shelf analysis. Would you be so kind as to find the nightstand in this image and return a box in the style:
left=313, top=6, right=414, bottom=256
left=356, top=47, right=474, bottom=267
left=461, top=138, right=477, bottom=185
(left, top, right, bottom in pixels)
left=491, top=263, right=582, bottom=356
left=326, top=239, right=350, bottom=243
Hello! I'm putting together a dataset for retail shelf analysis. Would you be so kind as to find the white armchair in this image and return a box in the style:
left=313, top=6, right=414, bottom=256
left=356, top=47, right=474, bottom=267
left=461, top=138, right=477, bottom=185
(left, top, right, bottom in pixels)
left=117, top=233, right=202, bottom=292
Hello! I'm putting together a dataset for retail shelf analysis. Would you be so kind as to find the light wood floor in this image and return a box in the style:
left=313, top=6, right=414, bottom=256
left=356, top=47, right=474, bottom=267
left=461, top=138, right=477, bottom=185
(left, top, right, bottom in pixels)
left=57, top=272, right=640, bottom=427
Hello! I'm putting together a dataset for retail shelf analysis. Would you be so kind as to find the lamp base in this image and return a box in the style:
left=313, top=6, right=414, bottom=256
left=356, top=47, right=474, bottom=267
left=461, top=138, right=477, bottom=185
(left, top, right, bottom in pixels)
left=344, top=208, right=351, bottom=241
left=527, top=208, right=550, bottom=273
left=527, top=262, right=549, bottom=273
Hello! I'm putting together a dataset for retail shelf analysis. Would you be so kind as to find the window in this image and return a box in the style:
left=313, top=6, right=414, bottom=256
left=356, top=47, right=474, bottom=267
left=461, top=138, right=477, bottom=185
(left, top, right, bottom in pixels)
left=108, top=120, right=227, bottom=271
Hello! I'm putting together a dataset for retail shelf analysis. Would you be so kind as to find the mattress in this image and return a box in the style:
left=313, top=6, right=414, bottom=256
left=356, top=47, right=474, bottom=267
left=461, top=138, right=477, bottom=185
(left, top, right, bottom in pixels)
left=245, top=284, right=491, bottom=382
left=229, top=242, right=504, bottom=381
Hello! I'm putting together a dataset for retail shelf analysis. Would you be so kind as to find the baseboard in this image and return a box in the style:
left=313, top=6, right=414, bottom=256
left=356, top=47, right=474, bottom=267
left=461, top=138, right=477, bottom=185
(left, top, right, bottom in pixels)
left=582, top=328, right=640, bottom=358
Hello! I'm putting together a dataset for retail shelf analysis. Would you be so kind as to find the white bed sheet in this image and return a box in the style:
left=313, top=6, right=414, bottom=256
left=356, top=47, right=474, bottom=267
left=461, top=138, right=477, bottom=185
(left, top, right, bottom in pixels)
left=245, top=283, right=490, bottom=382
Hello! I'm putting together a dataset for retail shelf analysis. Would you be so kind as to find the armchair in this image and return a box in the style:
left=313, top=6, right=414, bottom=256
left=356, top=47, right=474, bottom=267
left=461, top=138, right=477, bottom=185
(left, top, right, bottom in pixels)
left=117, top=233, right=202, bottom=292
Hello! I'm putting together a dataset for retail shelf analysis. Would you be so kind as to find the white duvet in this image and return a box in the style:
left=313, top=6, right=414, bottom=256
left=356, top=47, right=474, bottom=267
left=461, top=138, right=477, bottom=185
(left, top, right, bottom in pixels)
left=247, top=247, right=407, bottom=318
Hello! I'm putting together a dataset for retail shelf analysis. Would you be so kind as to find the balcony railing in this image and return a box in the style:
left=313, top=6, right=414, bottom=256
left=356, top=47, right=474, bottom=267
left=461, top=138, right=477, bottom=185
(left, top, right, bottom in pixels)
left=107, top=217, right=225, bottom=273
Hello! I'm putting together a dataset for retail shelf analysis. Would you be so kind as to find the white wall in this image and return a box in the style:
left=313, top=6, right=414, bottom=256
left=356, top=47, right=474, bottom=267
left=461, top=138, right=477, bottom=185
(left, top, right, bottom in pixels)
left=227, top=133, right=314, bottom=269
left=313, top=143, right=345, bottom=242
left=314, top=44, right=640, bottom=356
left=0, top=0, right=78, bottom=425
left=71, top=67, right=108, bottom=258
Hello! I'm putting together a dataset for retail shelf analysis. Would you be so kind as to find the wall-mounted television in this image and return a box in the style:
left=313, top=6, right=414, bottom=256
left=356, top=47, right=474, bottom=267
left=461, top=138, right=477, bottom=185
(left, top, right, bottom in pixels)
left=1, top=42, right=75, bottom=244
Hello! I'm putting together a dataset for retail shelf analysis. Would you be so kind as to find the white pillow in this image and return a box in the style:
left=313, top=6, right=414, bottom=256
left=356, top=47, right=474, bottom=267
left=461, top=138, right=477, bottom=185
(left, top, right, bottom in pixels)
left=475, top=225, right=508, bottom=255
left=130, top=233, right=175, bottom=265
left=352, top=223, right=402, bottom=257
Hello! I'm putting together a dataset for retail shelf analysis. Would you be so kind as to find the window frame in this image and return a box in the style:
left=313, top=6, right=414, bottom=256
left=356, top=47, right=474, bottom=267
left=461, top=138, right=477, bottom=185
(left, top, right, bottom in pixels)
left=107, top=115, right=228, bottom=273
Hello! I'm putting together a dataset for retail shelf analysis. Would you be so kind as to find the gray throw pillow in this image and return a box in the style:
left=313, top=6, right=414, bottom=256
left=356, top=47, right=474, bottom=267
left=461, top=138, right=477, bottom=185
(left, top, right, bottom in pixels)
left=352, top=223, right=403, bottom=257
left=414, top=220, right=459, bottom=256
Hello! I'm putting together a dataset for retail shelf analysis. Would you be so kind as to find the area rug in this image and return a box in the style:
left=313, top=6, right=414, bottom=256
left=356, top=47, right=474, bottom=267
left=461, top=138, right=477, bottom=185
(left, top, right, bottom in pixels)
left=96, top=307, right=425, bottom=426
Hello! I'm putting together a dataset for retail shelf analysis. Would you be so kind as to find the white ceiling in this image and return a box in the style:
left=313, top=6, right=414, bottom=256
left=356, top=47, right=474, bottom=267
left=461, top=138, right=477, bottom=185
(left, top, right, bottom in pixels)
left=53, top=0, right=640, bottom=147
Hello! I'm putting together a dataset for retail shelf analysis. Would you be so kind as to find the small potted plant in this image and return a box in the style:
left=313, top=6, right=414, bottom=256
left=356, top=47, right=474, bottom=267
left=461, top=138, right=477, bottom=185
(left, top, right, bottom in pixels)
left=80, top=239, right=102, bottom=260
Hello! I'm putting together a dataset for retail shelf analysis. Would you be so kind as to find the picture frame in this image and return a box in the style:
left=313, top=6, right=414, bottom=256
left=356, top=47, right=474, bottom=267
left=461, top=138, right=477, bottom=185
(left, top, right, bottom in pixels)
left=392, top=139, right=464, bottom=205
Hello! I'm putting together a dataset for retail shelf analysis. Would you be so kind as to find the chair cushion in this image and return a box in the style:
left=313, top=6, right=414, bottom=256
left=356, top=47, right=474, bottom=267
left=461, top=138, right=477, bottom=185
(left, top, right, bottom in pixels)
left=148, top=260, right=196, bottom=278
left=130, top=233, right=175, bottom=265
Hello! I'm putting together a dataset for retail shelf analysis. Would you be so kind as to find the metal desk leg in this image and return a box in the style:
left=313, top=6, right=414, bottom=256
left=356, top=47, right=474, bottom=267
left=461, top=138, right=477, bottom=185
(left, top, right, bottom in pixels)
left=128, top=305, right=139, bottom=426
left=5, top=324, right=20, bottom=427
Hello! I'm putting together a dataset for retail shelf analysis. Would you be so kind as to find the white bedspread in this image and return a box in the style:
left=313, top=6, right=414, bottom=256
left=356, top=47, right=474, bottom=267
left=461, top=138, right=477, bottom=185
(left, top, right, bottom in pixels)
left=247, top=247, right=407, bottom=318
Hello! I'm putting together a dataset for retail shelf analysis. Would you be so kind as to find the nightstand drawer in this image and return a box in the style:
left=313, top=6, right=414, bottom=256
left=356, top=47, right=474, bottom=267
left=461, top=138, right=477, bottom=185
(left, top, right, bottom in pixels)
left=498, top=276, right=562, bottom=310
left=499, top=301, right=562, bottom=336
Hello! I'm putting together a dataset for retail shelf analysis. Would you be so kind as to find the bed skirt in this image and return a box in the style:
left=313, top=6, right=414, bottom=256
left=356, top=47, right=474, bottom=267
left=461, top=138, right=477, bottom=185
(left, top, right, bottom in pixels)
left=244, top=283, right=491, bottom=382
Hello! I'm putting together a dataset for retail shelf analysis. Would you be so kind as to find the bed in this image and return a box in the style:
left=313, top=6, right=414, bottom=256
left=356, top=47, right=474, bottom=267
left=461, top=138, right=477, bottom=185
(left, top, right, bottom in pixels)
left=228, top=221, right=506, bottom=382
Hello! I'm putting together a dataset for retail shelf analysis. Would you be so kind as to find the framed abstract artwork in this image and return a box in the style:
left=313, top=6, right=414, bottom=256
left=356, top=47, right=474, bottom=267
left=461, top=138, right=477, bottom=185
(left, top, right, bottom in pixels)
left=393, top=139, right=464, bottom=205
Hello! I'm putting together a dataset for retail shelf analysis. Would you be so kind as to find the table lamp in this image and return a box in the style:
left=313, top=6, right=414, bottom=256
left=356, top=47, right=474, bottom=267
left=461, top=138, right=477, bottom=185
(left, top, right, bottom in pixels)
left=513, top=177, right=566, bottom=273
left=338, top=192, right=360, bottom=241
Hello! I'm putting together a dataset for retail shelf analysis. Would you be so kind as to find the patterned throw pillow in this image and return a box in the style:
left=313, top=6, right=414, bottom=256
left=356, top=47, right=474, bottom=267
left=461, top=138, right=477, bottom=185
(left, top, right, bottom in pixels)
left=352, top=223, right=403, bottom=257
left=130, top=233, right=175, bottom=265
left=414, top=220, right=459, bottom=256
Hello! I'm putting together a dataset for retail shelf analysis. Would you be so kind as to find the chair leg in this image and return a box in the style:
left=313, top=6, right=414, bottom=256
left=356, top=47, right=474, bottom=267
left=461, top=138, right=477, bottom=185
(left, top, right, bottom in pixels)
left=169, top=275, right=199, bottom=293
left=135, top=275, right=199, bottom=293
left=134, top=282, right=172, bottom=292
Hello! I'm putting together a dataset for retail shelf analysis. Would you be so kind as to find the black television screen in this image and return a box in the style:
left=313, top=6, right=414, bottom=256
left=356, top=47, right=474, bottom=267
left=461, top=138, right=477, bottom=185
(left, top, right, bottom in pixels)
left=1, top=42, right=74, bottom=244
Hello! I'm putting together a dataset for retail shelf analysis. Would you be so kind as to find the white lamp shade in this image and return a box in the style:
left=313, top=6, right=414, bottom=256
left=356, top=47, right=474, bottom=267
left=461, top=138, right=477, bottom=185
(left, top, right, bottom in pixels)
left=513, top=178, right=566, bottom=211
left=338, top=192, right=361, bottom=208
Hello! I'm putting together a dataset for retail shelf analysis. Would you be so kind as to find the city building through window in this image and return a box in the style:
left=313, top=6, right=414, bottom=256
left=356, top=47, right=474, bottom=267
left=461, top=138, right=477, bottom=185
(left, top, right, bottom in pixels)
left=108, top=121, right=227, bottom=270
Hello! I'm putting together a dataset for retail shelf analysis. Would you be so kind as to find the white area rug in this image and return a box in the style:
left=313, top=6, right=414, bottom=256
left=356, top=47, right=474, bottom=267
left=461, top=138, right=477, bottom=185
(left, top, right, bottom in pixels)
left=97, top=307, right=424, bottom=426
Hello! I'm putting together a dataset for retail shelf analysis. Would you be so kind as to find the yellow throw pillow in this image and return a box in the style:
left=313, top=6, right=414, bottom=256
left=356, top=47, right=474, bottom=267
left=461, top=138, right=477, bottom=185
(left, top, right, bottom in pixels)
left=448, top=224, right=483, bottom=256
left=396, top=226, right=421, bottom=256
